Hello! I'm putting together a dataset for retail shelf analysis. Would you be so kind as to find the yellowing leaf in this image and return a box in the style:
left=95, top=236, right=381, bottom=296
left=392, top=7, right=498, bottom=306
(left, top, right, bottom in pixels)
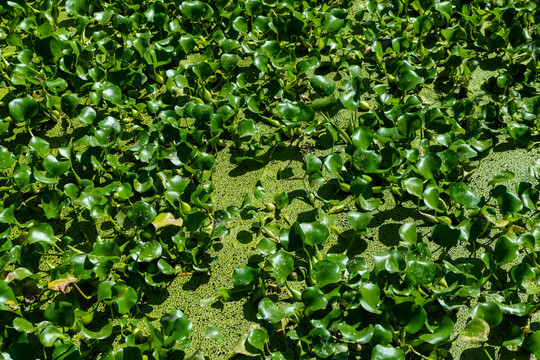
left=152, top=212, right=184, bottom=230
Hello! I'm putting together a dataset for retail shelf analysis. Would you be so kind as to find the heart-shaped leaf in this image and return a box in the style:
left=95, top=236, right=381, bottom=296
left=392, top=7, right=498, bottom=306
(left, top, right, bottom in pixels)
left=302, top=287, right=328, bottom=313
left=128, top=201, right=157, bottom=228
left=291, top=222, right=329, bottom=247
left=493, top=237, right=519, bottom=265
left=470, top=302, right=502, bottom=328
left=257, top=298, right=285, bottom=324
left=265, top=251, right=294, bottom=286
left=43, top=155, right=70, bottom=177
left=399, top=70, right=424, bottom=93
left=9, top=97, right=38, bottom=122
left=451, top=182, right=481, bottom=209
left=419, top=316, right=454, bottom=345
left=347, top=211, right=372, bottom=231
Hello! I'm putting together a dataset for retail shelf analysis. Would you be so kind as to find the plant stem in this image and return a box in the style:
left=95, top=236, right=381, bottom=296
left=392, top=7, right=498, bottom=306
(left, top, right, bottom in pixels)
left=73, top=283, right=92, bottom=300
left=407, top=345, right=433, bottom=360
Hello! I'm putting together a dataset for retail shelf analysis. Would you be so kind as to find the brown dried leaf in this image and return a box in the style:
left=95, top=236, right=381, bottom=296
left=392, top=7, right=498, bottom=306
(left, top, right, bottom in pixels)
left=48, top=278, right=77, bottom=294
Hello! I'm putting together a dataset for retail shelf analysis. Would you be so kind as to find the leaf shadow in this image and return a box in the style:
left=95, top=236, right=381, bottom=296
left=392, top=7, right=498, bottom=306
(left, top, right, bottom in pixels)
left=181, top=272, right=212, bottom=291
left=327, top=229, right=367, bottom=257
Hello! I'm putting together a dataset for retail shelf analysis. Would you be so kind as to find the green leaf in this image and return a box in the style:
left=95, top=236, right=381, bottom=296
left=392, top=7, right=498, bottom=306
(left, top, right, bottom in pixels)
left=451, top=182, right=481, bottom=209
left=338, top=323, right=373, bottom=343
left=419, top=316, right=454, bottom=345
left=399, top=223, right=417, bottom=244
left=102, top=82, right=122, bottom=105
left=404, top=177, right=423, bottom=196
left=29, top=137, right=50, bottom=158
left=413, top=15, right=433, bottom=34
left=351, top=127, right=374, bottom=150
left=232, top=266, right=260, bottom=287
left=13, top=317, right=35, bottom=332
left=9, top=97, right=38, bottom=122
left=502, top=324, right=524, bottom=347
left=246, top=328, right=267, bottom=353
left=265, top=251, right=294, bottom=286
left=0, top=280, right=18, bottom=312
left=311, top=76, right=335, bottom=95
left=273, top=192, right=289, bottom=210
left=305, top=154, right=322, bottom=174
left=257, top=298, right=285, bottom=324
left=206, top=325, right=224, bottom=340
left=303, top=287, right=328, bottom=313
left=44, top=301, right=74, bottom=327
left=498, top=192, right=523, bottom=215
left=110, top=284, right=138, bottom=315
left=324, top=154, right=342, bottom=176
left=488, top=170, right=515, bottom=185
left=404, top=305, right=427, bottom=334
left=36, top=322, right=65, bottom=347
left=352, top=148, right=382, bottom=173
left=41, top=190, right=68, bottom=219
left=432, top=224, right=460, bottom=248
left=132, top=240, right=162, bottom=262
left=374, top=250, right=406, bottom=274
left=292, top=222, right=329, bottom=247
left=129, top=201, right=157, bottom=228
left=423, top=185, right=441, bottom=212
left=160, top=309, right=192, bottom=342
left=406, top=259, right=436, bottom=285
left=256, top=237, right=277, bottom=255
left=309, top=327, right=334, bottom=358
left=372, top=345, right=405, bottom=360
left=347, top=211, right=372, bottom=231
left=43, top=155, right=70, bottom=177
left=359, top=283, right=381, bottom=314
left=470, top=302, right=503, bottom=328
left=28, top=223, right=55, bottom=250
left=312, top=260, right=340, bottom=288
left=45, top=78, right=68, bottom=93
left=66, top=0, right=89, bottom=16
left=237, top=119, right=258, bottom=138
left=416, top=153, right=441, bottom=180
left=78, top=107, right=97, bottom=125
left=526, top=331, right=540, bottom=358
left=0, top=147, right=15, bottom=169
left=399, top=70, right=424, bottom=93
left=493, top=237, right=519, bottom=265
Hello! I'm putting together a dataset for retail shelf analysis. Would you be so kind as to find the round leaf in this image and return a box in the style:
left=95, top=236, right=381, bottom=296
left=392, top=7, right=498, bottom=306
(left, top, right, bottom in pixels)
left=461, top=318, right=489, bottom=345
left=9, top=97, right=38, bottom=122
left=470, top=302, right=503, bottom=328
left=292, top=222, right=329, bottom=246
left=129, top=201, right=157, bottom=228
left=347, top=211, right=372, bottom=231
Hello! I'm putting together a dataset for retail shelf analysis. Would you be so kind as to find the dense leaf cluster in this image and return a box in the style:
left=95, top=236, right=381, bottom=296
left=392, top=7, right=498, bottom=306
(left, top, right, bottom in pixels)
left=0, top=0, right=540, bottom=359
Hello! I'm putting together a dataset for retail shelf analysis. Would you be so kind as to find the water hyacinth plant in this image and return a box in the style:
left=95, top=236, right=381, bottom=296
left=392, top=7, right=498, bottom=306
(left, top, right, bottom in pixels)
left=0, top=0, right=540, bottom=359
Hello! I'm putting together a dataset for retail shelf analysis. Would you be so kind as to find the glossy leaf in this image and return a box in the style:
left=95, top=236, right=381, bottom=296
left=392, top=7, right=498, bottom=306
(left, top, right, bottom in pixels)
left=291, top=222, right=329, bottom=247
left=265, top=251, right=294, bottom=286
left=9, top=97, right=38, bottom=122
